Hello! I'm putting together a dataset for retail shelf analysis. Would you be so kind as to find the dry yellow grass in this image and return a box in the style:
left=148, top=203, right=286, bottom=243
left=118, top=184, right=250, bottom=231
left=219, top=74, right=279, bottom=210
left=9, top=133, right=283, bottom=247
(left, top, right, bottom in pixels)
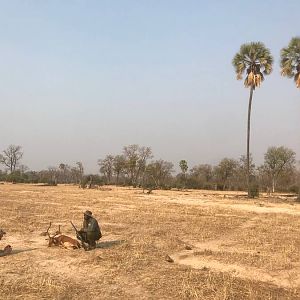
left=0, top=184, right=300, bottom=299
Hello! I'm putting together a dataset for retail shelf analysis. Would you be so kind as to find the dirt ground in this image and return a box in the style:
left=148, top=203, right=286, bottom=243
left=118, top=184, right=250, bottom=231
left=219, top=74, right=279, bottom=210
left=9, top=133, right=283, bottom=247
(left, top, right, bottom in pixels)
left=1, top=184, right=300, bottom=299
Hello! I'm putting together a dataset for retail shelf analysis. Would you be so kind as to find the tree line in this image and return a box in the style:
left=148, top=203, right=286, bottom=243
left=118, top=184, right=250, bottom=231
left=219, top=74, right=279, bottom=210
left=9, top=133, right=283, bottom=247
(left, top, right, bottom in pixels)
left=0, top=144, right=299, bottom=197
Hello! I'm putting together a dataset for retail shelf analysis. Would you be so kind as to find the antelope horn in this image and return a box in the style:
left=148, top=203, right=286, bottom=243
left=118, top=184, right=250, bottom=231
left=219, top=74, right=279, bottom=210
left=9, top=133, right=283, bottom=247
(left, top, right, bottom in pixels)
left=53, top=225, right=61, bottom=237
left=46, top=222, right=52, bottom=238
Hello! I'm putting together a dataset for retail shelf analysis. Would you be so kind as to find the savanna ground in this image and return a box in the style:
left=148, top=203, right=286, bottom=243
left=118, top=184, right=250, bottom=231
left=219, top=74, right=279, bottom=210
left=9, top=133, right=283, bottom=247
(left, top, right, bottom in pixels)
left=1, top=184, right=300, bottom=299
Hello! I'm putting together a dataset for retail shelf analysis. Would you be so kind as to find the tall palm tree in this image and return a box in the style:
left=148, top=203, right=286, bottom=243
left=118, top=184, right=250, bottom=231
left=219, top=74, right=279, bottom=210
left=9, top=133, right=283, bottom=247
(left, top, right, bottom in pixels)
left=232, top=42, right=273, bottom=197
left=280, top=37, right=300, bottom=200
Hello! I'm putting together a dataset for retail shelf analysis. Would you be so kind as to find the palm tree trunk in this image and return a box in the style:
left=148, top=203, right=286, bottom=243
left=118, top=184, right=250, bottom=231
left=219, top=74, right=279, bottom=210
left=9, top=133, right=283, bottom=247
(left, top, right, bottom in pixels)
left=247, top=87, right=254, bottom=198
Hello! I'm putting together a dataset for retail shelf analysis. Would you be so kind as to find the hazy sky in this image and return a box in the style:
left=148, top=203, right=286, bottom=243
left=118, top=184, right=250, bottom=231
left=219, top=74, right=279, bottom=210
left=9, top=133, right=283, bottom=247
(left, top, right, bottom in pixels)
left=0, top=1, right=299, bottom=173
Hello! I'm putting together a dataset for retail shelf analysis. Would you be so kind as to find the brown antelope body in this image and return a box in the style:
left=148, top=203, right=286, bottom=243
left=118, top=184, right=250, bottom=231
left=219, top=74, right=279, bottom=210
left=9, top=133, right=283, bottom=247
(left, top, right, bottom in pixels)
left=46, top=223, right=80, bottom=249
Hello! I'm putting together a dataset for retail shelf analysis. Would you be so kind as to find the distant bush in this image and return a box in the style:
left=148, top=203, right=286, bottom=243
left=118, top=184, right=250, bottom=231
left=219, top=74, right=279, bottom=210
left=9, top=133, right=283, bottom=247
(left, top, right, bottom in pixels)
left=6, top=171, right=24, bottom=183
left=288, top=185, right=299, bottom=194
left=80, top=175, right=104, bottom=188
left=47, top=180, right=57, bottom=186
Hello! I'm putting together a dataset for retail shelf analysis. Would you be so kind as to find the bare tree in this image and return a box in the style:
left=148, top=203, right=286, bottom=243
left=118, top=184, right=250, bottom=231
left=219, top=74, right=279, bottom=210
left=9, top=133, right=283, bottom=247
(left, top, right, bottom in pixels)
left=58, top=163, right=71, bottom=183
left=0, top=145, right=23, bottom=173
left=123, top=145, right=152, bottom=186
left=113, top=155, right=126, bottom=185
left=46, top=167, right=59, bottom=185
left=98, top=155, right=114, bottom=184
left=76, top=162, right=84, bottom=175
left=74, top=162, right=84, bottom=185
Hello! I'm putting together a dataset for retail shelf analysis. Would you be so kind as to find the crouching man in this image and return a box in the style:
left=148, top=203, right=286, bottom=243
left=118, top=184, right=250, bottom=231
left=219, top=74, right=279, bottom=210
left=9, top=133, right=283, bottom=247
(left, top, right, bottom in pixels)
left=78, top=211, right=102, bottom=250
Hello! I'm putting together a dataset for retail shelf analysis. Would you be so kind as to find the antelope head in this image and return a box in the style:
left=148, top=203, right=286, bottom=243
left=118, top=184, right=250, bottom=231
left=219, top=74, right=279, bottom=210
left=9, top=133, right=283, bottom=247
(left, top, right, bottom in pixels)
left=45, top=222, right=61, bottom=247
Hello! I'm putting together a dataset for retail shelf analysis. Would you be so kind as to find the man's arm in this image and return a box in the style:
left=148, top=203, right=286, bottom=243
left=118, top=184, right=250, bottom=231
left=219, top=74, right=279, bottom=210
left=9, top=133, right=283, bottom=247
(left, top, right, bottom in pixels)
left=80, top=219, right=88, bottom=232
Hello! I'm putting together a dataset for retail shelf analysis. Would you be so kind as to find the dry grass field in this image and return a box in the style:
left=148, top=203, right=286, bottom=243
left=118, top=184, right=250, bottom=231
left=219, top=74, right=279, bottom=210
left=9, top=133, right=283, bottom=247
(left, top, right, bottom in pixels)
left=1, top=184, right=300, bottom=299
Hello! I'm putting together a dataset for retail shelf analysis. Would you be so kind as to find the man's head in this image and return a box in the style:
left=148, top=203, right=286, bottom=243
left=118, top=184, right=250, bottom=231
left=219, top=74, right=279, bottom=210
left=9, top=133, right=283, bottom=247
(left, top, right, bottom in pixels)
left=84, top=210, right=93, bottom=221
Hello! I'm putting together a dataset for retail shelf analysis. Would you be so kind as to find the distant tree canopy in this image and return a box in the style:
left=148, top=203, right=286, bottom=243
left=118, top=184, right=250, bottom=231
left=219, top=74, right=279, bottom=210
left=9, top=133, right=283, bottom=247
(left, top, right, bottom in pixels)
left=179, top=160, right=188, bottom=174
left=98, top=144, right=153, bottom=187
left=259, top=146, right=296, bottom=193
left=98, top=155, right=114, bottom=184
left=0, top=143, right=298, bottom=195
left=178, top=160, right=188, bottom=189
left=143, top=159, right=174, bottom=191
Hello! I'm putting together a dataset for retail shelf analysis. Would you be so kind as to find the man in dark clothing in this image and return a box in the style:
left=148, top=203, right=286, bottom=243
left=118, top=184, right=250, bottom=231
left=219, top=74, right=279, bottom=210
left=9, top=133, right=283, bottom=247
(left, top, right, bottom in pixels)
left=78, top=210, right=102, bottom=250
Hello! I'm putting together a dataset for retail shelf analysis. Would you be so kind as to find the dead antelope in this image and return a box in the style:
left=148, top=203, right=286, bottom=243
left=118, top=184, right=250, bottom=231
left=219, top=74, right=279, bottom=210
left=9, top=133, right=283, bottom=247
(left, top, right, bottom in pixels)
left=0, top=229, right=6, bottom=240
left=46, top=222, right=80, bottom=249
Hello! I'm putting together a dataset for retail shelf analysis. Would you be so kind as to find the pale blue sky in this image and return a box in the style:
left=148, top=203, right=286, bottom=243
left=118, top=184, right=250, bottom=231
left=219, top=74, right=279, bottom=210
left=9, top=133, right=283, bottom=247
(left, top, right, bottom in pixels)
left=0, top=1, right=299, bottom=173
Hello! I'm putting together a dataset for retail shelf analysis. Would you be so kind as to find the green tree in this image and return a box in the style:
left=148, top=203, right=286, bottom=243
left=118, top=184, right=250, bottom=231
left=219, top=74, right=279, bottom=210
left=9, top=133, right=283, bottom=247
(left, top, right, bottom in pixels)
left=179, top=160, right=188, bottom=188
left=143, top=160, right=174, bottom=192
left=232, top=42, right=273, bottom=197
left=214, top=158, right=238, bottom=190
left=179, top=160, right=188, bottom=174
left=189, top=164, right=213, bottom=189
left=262, top=146, right=296, bottom=193
left=280, top=37, right=300, bottom=88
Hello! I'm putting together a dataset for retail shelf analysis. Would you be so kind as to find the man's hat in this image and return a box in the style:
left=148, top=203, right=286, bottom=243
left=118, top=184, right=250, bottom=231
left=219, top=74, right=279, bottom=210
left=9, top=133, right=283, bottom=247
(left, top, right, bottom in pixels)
left=84, top=210, right=92, bottom=217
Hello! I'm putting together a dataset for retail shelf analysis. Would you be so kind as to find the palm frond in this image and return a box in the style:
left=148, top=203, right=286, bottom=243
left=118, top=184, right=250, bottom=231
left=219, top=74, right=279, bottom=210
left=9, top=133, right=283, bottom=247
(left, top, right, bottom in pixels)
left=233, top=42, right=273, bottom=89
left=280, top=37, right=300, bottom=88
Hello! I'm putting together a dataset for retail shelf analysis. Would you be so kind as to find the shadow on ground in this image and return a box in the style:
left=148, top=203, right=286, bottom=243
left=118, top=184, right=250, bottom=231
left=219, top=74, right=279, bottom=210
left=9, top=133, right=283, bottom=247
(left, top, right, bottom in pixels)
left=97, top=240, right=125, bottom=249
left=0, top=248, right=38, bottom=257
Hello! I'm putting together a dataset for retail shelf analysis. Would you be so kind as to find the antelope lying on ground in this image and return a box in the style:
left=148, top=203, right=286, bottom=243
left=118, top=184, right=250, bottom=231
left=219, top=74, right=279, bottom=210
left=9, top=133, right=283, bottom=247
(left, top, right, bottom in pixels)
left=46, top=223, right=80, bottom=249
